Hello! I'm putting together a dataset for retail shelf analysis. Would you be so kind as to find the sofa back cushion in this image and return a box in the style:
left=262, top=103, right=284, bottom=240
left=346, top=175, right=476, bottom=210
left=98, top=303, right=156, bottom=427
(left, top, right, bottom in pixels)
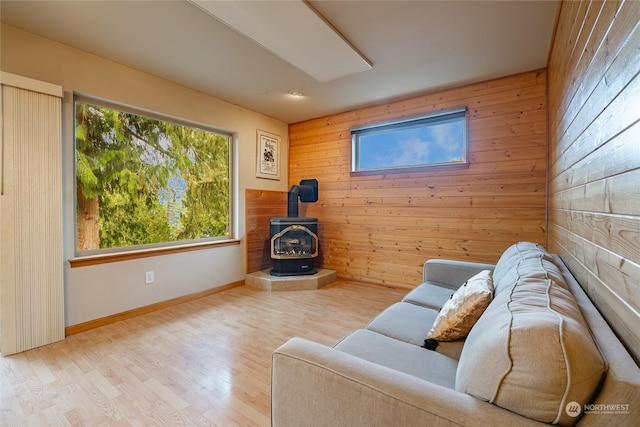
left=493, top=241, right=566, bottom=295
left=455, top=246, right=606, bottom=426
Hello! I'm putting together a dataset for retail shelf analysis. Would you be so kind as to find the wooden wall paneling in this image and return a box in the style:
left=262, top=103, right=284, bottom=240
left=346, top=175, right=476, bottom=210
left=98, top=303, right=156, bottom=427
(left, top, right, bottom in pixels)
left=561, top=1, right=623, bottom=116
left=546, top=0, right=589, bottom=118
left=244, top=189, right=287, bottom=273
left=552, top=209, right=639, bottom=266
left=551, top=122, right=640, bottom=198
left=548, top=0, right=640, bottom=364
left=289, top=71, right=547, bottom=137
left=289, top=70, right=548, bottom=287
left=556, top=238, right=640, bottom=359
left=554, top=59, right=640, bottom=176
left=550, top=1, right=638, bottom=161
left=550, top=211, right=640, bottom=306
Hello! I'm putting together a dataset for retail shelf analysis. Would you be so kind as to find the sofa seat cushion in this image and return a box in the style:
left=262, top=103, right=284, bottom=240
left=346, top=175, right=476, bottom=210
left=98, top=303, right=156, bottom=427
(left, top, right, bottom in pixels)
left=366, top=301, right=465, bottom=359
left=402, top=281, right=455, bottom=310
left=366, top=302, right=438, bottom=346
left=456, top=270, right=607, bottom=425
left=334, top=329, right=458, bottom=389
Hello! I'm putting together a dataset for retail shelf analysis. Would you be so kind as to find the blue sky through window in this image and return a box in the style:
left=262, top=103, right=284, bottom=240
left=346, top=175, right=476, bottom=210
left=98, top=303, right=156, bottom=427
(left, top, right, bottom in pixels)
left=354, top=114, right=466, bottom=171
left=351, top=107, right=467, bottom=171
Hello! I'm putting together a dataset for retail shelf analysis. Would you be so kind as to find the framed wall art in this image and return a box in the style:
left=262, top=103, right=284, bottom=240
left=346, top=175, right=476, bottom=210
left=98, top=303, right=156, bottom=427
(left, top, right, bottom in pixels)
left=256, top=129, right=281, bottom=180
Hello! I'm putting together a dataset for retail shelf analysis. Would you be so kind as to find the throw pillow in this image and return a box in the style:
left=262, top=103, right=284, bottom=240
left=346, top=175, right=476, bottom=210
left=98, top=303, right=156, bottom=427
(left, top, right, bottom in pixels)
left=426, top=270, right=493, bottom=342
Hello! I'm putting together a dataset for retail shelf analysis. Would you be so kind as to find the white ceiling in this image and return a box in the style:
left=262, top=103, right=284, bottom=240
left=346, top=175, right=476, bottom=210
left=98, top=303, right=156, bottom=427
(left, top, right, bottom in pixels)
left=0, top=0, right=558, bottom=124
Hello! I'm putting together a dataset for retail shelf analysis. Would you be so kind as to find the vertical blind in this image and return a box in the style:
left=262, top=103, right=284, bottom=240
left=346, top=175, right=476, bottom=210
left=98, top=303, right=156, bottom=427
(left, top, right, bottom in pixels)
left=1, top=75, right=64, bottom=355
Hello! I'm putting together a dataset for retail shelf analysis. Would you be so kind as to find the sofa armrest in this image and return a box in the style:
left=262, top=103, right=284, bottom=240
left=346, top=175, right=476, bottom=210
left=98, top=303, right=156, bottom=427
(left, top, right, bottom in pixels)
left=423, top=259, right=495, bottom=289
left=272, top=337, right=544, bottom=427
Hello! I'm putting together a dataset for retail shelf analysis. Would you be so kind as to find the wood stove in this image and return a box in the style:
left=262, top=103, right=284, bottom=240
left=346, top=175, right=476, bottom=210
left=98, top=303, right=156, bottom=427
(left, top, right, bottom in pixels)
left=270, top=217, right=318, bottom=276
left=270, top=179, right=319, bottom=276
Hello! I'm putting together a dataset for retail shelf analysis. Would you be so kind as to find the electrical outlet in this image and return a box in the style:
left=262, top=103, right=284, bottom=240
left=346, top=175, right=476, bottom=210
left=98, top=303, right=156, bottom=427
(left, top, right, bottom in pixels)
left=145, top=271, right=154, bottom=284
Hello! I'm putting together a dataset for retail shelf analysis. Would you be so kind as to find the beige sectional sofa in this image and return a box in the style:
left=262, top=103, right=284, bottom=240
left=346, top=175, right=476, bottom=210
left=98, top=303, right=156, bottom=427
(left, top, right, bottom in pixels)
left=272, top=242, right=640, bottom=426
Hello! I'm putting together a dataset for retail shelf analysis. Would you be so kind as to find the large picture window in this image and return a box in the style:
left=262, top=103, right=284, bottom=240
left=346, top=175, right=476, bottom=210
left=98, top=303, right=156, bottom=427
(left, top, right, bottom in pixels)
left=74, top=98, right=231, bottom=254
left=351, top=107, right=468, bottom=172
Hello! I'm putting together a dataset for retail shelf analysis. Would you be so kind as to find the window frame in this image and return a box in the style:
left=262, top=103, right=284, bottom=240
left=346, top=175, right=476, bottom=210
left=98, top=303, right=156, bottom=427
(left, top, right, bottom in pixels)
left=351, top=107, right=468, bottom=174
left=72, top=94, right=235, bottom=259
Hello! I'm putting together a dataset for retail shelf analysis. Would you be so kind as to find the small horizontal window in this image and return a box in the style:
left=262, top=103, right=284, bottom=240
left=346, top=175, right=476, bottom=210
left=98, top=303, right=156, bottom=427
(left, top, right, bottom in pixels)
left=351, top=107, right=468, bottom=172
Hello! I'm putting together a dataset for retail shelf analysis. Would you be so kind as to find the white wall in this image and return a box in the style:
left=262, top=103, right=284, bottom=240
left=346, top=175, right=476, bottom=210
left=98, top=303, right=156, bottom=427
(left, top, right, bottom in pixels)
left=1, top=24, right=289, bottom=326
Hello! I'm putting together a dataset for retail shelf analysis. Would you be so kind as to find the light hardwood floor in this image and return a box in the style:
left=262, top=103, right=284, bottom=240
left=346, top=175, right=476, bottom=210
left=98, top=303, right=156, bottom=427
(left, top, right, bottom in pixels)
left=1, top=281, right=405, bottom=426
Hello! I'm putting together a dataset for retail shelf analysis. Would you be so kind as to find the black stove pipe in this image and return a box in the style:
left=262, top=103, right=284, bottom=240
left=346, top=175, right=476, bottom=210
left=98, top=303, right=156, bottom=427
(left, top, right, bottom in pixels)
left=287, top=179, right=318, bottom=217
left=287, top=186, right=302, bottom=217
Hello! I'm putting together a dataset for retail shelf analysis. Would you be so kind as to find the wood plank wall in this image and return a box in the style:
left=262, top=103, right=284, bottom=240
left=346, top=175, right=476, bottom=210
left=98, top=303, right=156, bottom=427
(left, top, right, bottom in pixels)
left=547, top=0, right=640, bottom=363
left=287, top=70, right=548, bottom=288
left=245, top=189, right=287, bottom=273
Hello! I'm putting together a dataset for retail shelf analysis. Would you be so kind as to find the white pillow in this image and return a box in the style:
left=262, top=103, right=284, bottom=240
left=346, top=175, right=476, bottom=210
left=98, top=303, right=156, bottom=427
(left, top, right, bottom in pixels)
left=426, top=270, right=493, bottom=341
